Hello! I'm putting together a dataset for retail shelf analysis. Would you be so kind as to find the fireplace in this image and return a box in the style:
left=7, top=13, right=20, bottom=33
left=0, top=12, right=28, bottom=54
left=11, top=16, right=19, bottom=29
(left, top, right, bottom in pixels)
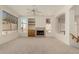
left=37, top=30, right=44, bottom=36
left=36, top=27, right=45, bottom=36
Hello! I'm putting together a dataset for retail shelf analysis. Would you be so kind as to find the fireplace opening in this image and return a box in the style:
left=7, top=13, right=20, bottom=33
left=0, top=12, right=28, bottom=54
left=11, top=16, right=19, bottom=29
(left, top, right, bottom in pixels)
left=37, top=30, right=44, bottom=36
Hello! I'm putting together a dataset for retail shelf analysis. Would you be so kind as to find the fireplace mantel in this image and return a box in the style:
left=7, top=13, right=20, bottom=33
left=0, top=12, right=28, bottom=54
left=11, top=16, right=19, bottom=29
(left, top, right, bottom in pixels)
left=36, top=27, right=45, bottom=30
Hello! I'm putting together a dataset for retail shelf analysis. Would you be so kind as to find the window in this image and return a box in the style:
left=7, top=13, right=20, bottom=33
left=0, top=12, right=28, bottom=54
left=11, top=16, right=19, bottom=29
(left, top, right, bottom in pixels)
left=58, top=14, right=65, bottom=34
left=2, top=10, right=18, bottom=36
left=21, top=17, right=27, bottom=33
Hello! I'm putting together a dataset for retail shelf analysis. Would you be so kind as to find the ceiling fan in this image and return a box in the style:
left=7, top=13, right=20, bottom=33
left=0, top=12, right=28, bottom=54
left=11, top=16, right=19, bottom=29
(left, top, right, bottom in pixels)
left=26, top=6, right=42, bottom=16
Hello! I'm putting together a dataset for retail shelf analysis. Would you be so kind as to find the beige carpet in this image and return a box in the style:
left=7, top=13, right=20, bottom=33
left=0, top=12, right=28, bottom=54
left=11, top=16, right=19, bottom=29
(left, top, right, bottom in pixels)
left=0, top=37, right=79, bottom=54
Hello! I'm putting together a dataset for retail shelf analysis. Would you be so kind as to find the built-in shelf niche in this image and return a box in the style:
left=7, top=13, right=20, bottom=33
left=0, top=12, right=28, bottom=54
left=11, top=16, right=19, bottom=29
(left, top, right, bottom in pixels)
left=28, top=18, right=35, bottom=25
left=28, top=18, right=35, bottom=27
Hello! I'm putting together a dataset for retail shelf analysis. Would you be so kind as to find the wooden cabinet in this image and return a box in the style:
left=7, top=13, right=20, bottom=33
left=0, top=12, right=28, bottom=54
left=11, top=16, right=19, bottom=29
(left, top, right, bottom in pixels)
left=28, top=29, right=35, bottom=37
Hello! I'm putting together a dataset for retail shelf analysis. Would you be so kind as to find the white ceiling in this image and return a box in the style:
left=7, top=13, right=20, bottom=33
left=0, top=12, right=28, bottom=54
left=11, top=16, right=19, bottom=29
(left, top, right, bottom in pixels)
left=6, top=5, right=65, bottom=16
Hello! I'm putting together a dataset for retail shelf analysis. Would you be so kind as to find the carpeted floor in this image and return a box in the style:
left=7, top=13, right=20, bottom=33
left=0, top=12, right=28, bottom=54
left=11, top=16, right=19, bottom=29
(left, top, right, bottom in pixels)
left=0, top=37, right=79, bottom=54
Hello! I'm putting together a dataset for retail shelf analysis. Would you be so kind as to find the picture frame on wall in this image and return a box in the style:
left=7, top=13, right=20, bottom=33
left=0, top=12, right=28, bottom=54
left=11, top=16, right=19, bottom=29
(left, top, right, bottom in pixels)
left=46, top=18, right=50, bottom=24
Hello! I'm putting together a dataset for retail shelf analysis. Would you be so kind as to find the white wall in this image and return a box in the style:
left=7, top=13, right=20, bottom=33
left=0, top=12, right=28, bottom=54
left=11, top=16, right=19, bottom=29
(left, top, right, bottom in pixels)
left=54, top=17, right=65, bottom=44
left=35, top=16, right=46, bottom=27
left=0, top=6, right=19, bottom=45
left=54, top=5, right=73, bottom=45
left=65, top=10, right=70, bottom=45
left=76, top=16, right=79, bottom=35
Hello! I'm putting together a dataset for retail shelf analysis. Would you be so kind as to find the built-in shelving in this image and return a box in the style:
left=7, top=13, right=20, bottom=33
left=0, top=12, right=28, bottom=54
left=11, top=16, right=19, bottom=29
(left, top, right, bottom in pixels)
left=28, top=18, right=35, bottom=37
